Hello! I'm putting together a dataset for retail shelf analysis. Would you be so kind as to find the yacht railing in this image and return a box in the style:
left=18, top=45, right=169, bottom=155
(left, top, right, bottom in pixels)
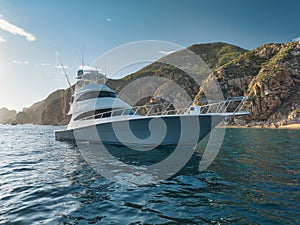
left=78, top=96, right=248, bottom=121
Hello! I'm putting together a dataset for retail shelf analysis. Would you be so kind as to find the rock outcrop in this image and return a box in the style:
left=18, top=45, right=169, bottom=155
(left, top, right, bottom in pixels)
left=0, top=107, right=17, bottom=124
left=40, top=88, right=72, bottom=125
left=195, top=42, right=300, bottom=126
left=247, top=42, right=300, bottom=124
left=13, top=88, right=72, bottom=125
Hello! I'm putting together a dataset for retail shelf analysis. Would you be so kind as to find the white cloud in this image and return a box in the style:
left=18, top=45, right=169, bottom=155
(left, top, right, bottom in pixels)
left=40, top=63, right=51, bottom=66
left=0, top=17, right=36, bottom=42
left=106, top=18, right=112, bottom=22
left=13, top=60, right=29, bottom=64
left=13, top=60, right=53, bottom=67
left=159, top=50, right=175, bottom=55
left=0, top=36, right=6, bottom=43
left=293, top=37, right=300, bottom=42
left=77, top=65, right=97, bottom=70
left=55, top=65, right=69, bottom=69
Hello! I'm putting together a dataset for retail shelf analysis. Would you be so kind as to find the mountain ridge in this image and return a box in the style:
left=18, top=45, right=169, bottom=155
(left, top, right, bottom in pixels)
left=6, top=41, right=300, bottom=127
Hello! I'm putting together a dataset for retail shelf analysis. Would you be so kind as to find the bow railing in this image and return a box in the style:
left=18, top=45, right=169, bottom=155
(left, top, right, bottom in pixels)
left=78, top=96, right=249, bottom=121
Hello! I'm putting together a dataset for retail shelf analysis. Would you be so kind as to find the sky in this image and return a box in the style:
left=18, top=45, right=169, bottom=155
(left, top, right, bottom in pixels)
left=0, top=0, right=300, bottom=111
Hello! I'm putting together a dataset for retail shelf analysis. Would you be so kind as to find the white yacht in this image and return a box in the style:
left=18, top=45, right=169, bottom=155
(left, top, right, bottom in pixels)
left=55, top=69, right=249, bottom=147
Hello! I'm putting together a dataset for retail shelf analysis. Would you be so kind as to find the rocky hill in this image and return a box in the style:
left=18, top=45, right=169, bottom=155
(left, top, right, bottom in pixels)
left=199, top=42, right=300, bottom=126
left=8, top=41, right=300, bottom=127
left=0, top=107, right=17, bottom=124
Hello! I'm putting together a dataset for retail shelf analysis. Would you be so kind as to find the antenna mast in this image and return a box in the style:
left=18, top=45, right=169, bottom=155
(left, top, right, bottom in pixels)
left=82, top=47, right=85, bottom=68
left=104, top=55, right=107, bottom=83
left=75, top=47, right=85, bottom=69
left=55, top=50, right=74, bottom=93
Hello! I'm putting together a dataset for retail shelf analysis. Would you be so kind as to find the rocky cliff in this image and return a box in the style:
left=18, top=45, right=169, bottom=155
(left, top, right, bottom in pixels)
left=7, top=41, right=300, bottom=127
left=0, top=107, right=17, bottom=124
left=196, top=42, right=300, bottom=126
left=13, top=88, right=72, bottom=125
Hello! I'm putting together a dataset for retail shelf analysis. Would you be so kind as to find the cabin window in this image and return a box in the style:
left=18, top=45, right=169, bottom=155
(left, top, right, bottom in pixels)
left=77, top=70, right=84, bottom=76
left=77, top=91, right=117, bottom=101
left=75, top=108, right=112, bottom=120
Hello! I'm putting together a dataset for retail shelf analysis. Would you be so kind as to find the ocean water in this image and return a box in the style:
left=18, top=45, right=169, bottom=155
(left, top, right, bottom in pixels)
left=0, top=125, right=299, bottom=225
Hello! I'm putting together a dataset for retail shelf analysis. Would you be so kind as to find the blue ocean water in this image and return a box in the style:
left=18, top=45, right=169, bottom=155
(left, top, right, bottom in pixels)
left=0, top=125, right=299, bottom=224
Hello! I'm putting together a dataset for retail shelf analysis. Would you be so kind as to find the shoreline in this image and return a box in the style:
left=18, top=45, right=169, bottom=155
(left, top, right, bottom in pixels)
left=2, top=123, right=300, bottom=129
left=219, top=123, right=300, bottom=129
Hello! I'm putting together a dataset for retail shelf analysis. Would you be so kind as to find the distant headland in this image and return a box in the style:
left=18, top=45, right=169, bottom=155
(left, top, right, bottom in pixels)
left=1, top=41, right=299, bottom=128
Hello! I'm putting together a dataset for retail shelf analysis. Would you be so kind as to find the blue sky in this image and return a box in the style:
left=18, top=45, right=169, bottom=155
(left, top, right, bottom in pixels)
left=0, top=0, right=300, bottom=111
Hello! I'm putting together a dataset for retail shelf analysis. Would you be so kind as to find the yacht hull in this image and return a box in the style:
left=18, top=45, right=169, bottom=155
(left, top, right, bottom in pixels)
left=55, top=114, right=224, bottom=147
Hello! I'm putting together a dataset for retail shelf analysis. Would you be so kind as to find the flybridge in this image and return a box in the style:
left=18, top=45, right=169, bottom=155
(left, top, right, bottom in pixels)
left=76, top=69, right=101, bottom=79
left=75, top=69, right=107, bottom=91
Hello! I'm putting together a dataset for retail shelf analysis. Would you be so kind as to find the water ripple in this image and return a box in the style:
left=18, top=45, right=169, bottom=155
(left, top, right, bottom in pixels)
left=0, top=125, right=299, bottom=224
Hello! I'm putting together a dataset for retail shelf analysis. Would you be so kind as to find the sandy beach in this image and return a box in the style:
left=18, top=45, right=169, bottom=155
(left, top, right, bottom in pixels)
left=218, top=123, right=300, bottom=129
left=275, top=123, right=300, bottom=129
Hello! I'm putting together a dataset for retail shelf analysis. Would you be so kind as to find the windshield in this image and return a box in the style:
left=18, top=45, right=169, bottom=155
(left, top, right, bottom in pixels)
left=76, top=91, right=117, bottom=102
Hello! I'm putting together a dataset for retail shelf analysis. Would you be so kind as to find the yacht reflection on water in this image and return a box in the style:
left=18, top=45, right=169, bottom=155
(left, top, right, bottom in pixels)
left=75, top=141, right=203, bottom=184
